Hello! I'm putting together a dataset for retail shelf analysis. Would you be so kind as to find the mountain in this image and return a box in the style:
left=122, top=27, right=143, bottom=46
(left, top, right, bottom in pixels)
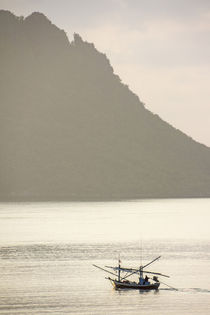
left=0, top=10, right=210, bottom=201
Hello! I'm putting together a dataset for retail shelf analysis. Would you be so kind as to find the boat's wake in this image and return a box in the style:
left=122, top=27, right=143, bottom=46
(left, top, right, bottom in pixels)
left=159, top=288, right=178, bottom=291
left=160, top=288, right=210, bottom=293
left=187, top=288, right=210, bottom=294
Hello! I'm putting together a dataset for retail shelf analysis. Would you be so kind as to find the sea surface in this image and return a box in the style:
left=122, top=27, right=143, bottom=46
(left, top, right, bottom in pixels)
left=0, top=199, right=209, bottom=314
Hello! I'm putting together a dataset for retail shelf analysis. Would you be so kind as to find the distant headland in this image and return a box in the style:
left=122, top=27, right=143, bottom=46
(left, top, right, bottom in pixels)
left=0, top=10, right=210, bottom=201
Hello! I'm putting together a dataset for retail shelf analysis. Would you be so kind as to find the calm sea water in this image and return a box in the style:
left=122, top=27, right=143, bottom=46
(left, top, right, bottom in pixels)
left=0, top=199, right=209, bottom=314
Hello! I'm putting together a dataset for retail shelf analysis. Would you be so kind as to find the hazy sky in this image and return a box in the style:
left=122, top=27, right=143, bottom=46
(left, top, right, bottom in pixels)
left=1, top=0, right=210, bottom=146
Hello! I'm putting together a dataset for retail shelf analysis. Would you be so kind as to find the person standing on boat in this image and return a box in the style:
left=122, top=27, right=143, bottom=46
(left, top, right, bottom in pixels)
left=144, top=275, right=149, bottom=285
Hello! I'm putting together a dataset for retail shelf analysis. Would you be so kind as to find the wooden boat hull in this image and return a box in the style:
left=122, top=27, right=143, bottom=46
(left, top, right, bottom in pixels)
left=112, top=280, right=160, bottom=290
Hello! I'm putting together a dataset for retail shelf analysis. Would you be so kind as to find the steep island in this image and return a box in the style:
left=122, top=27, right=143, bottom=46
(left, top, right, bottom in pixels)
left=0, top=10, right=210, bottom=201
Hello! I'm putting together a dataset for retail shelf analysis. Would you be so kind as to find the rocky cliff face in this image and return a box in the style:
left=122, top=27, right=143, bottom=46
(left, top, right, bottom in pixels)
left=0, top=10, right=210, bottom=201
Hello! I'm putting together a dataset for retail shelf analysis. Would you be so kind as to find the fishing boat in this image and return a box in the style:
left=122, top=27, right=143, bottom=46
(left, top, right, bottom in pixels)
left=93, top=255, right=170, bottom=290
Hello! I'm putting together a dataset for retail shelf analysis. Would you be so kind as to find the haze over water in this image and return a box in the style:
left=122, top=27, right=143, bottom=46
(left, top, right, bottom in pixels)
left=0, top=199, right=209, bottom=314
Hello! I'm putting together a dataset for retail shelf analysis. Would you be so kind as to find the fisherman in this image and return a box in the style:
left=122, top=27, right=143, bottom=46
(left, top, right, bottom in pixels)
left=153, top=276, right=159, bottom=282
left=143, top=275, right=149, bottom=284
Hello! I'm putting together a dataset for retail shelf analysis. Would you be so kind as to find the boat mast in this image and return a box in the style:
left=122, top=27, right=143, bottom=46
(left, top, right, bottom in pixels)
left=118, top=255, right=121, bottom=281
left=139, top=266, right=143, bottom=281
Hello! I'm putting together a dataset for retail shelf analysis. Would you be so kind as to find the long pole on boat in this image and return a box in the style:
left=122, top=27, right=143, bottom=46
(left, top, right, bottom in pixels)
left=92, top=264, right=118, bottom=277
left=143, top=256, right=161, bottom=269
left=158, top=280, right=178, bottom=291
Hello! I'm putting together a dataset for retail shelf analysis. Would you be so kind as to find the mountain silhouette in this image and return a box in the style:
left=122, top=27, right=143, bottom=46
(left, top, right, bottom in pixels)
left=0, top=10, right=210, bottom=201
